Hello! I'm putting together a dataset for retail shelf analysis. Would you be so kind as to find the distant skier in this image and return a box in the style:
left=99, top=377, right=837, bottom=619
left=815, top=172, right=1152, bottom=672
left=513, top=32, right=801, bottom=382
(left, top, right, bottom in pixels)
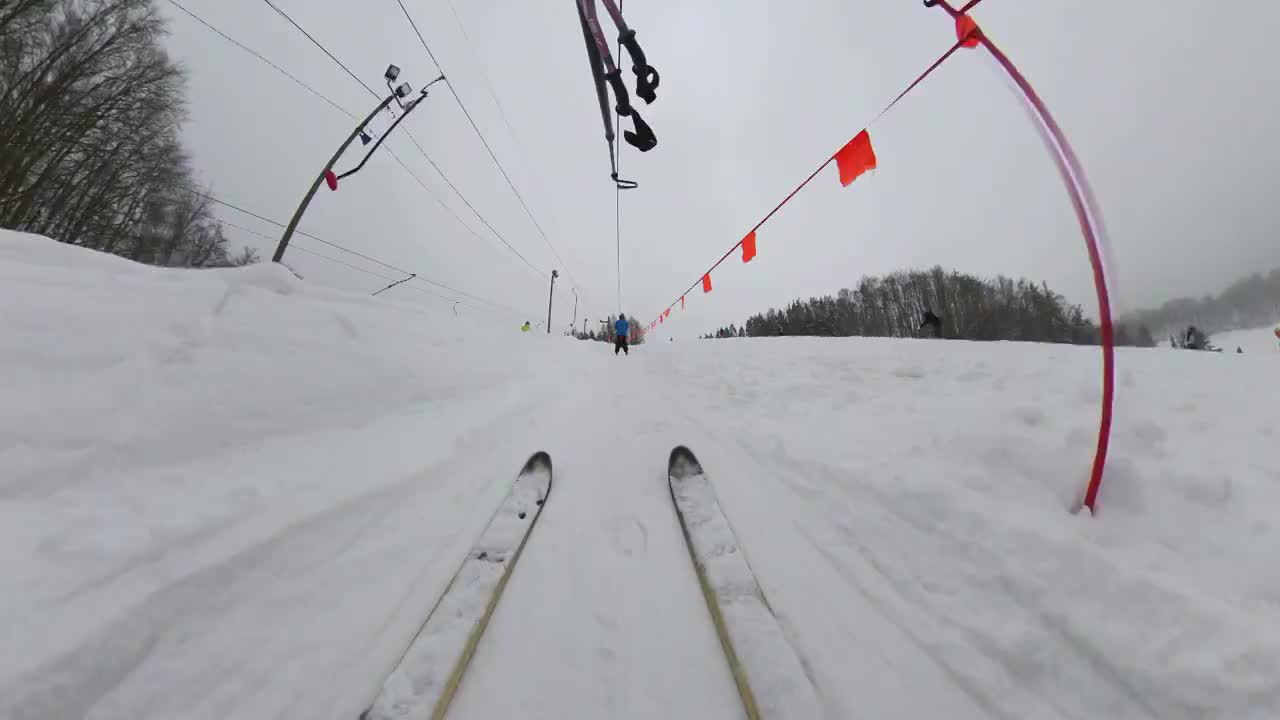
left=521, top=321, right=531, bottom=332
left=920, top=309, right=942, bottom=338
left=614, top=314, right=630, bottom=356
left=1185, top=325, right=1201, bottom=349
left=1183, top=325, right=1215, bottom=351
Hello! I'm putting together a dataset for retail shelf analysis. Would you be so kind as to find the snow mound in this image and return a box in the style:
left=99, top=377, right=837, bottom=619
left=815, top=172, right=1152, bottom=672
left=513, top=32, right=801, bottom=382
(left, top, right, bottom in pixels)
left=3, top=229, right=1278, bottom=720
left=1213, top=325, right=1280, bottom=354
left=644, top=336, right=1280, bottom=718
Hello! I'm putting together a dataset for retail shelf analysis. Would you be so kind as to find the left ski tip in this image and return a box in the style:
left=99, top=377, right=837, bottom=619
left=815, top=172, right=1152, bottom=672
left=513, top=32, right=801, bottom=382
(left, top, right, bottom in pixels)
left=668, top=445, right=703, bottom=480
left=520, top=451, right=552, bottom=476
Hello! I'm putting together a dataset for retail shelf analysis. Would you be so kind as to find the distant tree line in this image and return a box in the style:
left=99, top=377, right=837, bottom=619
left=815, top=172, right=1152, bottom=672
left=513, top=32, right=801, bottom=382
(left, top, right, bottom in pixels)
left=1, top=0, right=257, bottom=267
left=702, top=267, right=1157, bottom=347
left=1117, top=267, right=1280, bottom=343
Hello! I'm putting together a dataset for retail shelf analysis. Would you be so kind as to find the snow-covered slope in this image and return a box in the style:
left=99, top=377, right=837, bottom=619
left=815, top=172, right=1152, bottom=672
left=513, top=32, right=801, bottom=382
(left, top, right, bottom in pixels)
left=1158, top=325, right=1280, bottom=354
left=1212, top=325, right=1280, bottom=355
left=3, top=230, right=1278, bottom=720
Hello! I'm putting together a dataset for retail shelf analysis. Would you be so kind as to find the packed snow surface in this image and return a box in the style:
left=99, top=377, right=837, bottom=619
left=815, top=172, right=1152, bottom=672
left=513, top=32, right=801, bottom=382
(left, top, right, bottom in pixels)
left=2, top=229, right=1278, bottom=720
left=1212, top=325, right=1280, bottom=355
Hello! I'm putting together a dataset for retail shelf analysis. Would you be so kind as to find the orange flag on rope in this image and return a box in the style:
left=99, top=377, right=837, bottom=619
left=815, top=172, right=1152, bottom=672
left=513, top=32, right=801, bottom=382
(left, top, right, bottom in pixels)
left=741, top=231, right=757, bottom=263
left=834, top=130, right=877, bottom=187
left=956, top=14, right=981, bottom=48
left=702, top=273, right=713, bottom=293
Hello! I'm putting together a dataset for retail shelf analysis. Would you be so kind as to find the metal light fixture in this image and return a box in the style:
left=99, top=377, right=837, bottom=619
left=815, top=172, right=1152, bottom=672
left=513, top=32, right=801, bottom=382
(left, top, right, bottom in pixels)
left=273, top=62, right=445, bottom=263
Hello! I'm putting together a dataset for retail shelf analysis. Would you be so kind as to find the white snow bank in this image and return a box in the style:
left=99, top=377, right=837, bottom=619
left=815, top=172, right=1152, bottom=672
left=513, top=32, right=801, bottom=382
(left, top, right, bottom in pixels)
left=639, top=335, right=1280, bottom=719
left=3, top=229, right=1278, bottom=720
left=1212, top=325, right=1280, bottom=354
left=0, top=230, right=593, bottom=720
left=1157, top=324, right=1280, bottom=354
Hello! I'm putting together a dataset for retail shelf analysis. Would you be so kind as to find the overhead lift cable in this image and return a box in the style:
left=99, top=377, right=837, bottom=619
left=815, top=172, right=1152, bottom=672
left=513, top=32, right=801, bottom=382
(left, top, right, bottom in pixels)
left=174, top=0, right=553, bottom=284
left=392, top=0, right=593, bottom=303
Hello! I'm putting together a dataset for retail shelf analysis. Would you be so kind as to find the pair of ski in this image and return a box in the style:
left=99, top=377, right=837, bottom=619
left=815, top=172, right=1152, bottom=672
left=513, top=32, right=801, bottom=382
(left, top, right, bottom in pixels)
left=360, top=448, right=818, bottom=720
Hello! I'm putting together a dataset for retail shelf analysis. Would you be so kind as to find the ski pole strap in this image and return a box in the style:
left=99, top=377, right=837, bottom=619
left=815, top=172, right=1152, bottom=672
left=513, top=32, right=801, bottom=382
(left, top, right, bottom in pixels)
left=623, top=108, right=657, bottom=152
left=612, top=172, right=638, bottom=189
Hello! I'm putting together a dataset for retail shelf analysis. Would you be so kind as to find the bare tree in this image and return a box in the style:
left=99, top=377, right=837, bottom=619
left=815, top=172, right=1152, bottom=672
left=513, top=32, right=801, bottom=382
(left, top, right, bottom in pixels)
left=1, top=0, right=257, bottom=268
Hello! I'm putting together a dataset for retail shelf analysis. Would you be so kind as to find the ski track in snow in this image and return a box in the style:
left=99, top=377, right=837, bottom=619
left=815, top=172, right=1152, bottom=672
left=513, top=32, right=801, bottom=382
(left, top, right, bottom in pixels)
left=446, top=384, right=742, bottom=720
left=4, top=232, right=1280, bottom=719
left=638, top=336, right=1280, bottom=720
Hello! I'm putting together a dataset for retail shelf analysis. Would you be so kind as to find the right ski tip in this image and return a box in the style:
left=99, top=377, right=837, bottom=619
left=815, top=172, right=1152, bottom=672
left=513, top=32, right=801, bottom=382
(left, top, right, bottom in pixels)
left=668, top=445, right=703, bottom=479
left=520, top=450, right=552, bottom=476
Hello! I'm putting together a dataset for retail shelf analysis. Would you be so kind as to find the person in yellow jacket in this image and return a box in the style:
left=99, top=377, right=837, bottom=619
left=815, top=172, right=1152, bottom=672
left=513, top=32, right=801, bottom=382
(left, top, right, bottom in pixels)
left=521, top=321, right=531, bottom=332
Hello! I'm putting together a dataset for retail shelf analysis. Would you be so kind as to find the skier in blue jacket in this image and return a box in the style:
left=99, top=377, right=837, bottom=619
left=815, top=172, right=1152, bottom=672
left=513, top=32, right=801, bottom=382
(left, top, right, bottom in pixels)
left=614, top=314, right=630, bottom=356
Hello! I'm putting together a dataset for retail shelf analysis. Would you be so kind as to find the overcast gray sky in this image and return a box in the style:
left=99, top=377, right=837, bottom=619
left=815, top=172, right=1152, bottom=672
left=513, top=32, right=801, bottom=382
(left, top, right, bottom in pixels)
left=161, top=0, right=1280, bottom=337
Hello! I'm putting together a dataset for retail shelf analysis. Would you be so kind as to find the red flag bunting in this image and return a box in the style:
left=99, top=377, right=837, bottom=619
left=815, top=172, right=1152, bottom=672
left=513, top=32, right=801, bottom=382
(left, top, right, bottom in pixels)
left=956, top=15, right=980, bottom=48
left=680, top=295, right=686, bottom=310
left=324, top=169, right=339, bottom=191
left=664, top=308, right=671, bottom=319
left=741, top=231, right=757, bottom=263
left=660, top=314, right=664, bottom=324
left=702, top=273, right=713, bottom=293
left=834, top=130, right=877, bottom=187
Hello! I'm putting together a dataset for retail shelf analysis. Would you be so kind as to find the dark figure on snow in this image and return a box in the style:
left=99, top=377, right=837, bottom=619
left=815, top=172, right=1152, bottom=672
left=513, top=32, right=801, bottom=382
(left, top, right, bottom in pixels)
left=614, top=314, right=630, bottom=356
left=920, top=309, right=942, bottom=339
left=1184, top=325, right=1209, bottom=351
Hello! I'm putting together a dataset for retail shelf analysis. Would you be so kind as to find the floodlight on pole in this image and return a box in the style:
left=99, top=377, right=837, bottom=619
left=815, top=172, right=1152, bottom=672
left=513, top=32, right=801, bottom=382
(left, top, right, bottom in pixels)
left=272, top=65, right=445, bottom=263
left=332, top=76, right=442, bottom=184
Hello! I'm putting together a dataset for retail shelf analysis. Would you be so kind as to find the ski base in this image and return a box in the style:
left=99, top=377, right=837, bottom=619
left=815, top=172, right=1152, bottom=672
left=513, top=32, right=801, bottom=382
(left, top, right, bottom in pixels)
left=361, top=452, right=552, bottom=720
left=668, top=445, right=821, bottom=719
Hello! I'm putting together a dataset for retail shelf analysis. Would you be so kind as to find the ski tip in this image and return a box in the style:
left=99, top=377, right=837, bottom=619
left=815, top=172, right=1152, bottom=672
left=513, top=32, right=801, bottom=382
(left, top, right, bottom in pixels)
left=668, top=445, right=703, bottom=479
left=520, top=451, right=552, bottom=475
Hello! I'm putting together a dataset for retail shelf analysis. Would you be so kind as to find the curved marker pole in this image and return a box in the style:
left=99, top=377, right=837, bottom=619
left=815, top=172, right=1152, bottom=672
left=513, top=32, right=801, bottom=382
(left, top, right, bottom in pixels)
left=932, top=0, right=1115, bottom=513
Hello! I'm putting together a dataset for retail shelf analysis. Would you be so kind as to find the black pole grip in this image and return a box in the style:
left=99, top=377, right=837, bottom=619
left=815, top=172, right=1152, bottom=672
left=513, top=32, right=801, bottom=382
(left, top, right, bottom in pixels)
left=619, top=30, right=646, bottom=68
left=605, top=68, right=634, bottom=117
left=619, top=30, right=659, bottom=104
